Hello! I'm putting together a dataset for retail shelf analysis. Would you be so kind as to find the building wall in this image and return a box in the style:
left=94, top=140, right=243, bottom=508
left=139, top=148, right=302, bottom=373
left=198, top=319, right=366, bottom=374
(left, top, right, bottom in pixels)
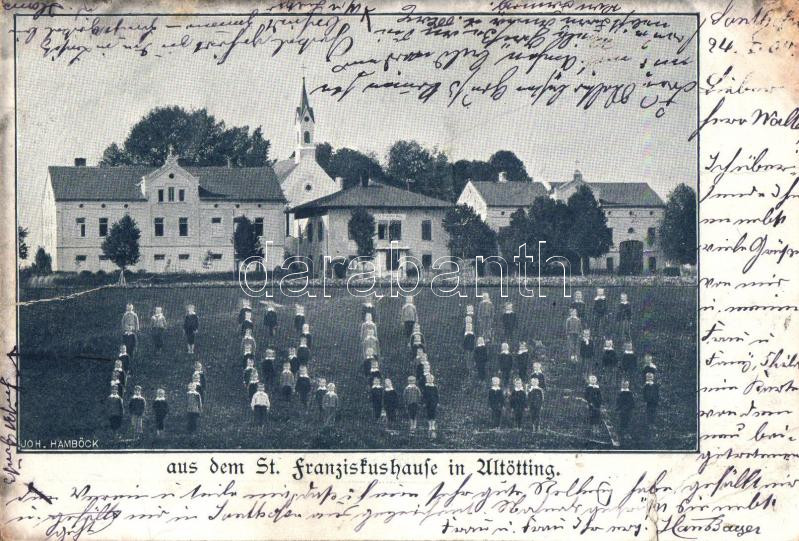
left=456, top=182, right=487, bottom=221
left=282, top=156, right=338, bottom=240
left=589, top=207, right=665, bottom=272
left=297, top=208, right=450, bottom=275
left=40, top=176, right=58, bottom=270
left=54, top=199, right=284, bottom=273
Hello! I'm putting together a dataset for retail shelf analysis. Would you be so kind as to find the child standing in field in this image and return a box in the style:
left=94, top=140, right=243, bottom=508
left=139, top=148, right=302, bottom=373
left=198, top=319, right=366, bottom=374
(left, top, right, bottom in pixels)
left=368, top=359, right=382, bottom=386
left=580, top=329, right=594, bottom=364
left=642, top=354, right=658, bottom=383
left=186, top=382, right=202, bottom=434
left=288, top=347, right=300, bottom=376
left=129, top=385, right=146, bottom=438
left=107, top=383, right=123, bottom=438
left=514, top=341, right=530, bottom=381
left=488, top=377, right=504, bottom=429
left=263, top=301, right=278, bottom=337
left=566, top=308, right=582, bottom=362
left=617, top=292, right=632, bottom=339
left=403, top=376, right=422, bottom=434
left=383, top=379, right=399, bottom=426
left=192, top=371, right=205, bottom=402
left=530, top=362, right=546, bottom=391
left=251, top=383, right=270, bottom=427
left=602, top=338, right=617, bottom=368
left=184, top=304, right=199, bottom=354
left=121, top=303, right=140, bottom=361
left=363, top=328, right=381, bottom=360
left=247, top=371, right=260, bottom=402
left=241, top=309, right=254, bottom=338
left=262, top=349, right=276, bottom=386
left=477, top=293, right=494, bottom=344
left=363, top=348, right=376, bottom=378
left=361, top=313, right=377, bottom=343
left=423, top=374, right=439, bottom=440
left=153, top=388, right=168, bottom=438
left=571, top=290, right=586, bottom=319
left=409, top=324, right=425, bottom=361
left=510, top=378, right=527, bottom=429
left=463, top=316, right=475, bottom=352
left=415, top=358, right=430, bottom=388
left=362, top=301, right=375, bottom=323
left=239, top=299, right=251, bottom=327
left=314, top=378, right=328, bottom=421
left=643, top=373, right=660, bottom=435
left=502, top=302, right=516, bottom=339
left=401, top=296, right=417, bottom=338
left=322, top=383, right=339, bottom=426
left=369, top=378, right=384, bottom=421
left=297, top=336, right=311, bottom=367
left=528, top=377, right=544, bottom=432
left=118, top=344, right=130, bottom=374
left=242, top=343, right=254, bottom=370
left=301, top=323, right=313, bottom=350
left=296, top=366, right=312, bottom=409
left=616, top=380, right=635, bottom=444
left=621, top=340, right=637, bottom=374
left=294, top=304, right=306, bottom=334
left=593, top=288, right=607, bottom=336
left=498, top=342, right=513, bottom=389
left=151, top=306, right=166, bottom=353
left=112, top=360, right=126, bottom=395
left=584, top=375, right=602, bottom=438
left=244, top=358, right=257, bottom=390
left=280, top=362, right=295, bottom=402
left=474, top=336, right=488, bottom=381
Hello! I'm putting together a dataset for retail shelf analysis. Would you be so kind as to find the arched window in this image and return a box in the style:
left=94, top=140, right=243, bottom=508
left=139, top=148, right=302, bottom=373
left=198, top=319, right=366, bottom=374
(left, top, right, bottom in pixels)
left=304, top=131, right=311, bottom=144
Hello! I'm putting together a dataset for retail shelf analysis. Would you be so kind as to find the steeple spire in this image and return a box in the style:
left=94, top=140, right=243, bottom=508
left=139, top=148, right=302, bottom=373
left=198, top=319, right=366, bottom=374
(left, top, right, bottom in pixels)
left=296, top=77, right=314, bottom=123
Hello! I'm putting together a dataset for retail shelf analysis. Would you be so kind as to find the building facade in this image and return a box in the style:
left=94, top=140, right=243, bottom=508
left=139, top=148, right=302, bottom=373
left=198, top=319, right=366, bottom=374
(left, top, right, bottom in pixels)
left=457, top=170, right=667, bottom=273
left=291, top=181, right=452, bottom=276
left=46, top=153, right=286, bottom=273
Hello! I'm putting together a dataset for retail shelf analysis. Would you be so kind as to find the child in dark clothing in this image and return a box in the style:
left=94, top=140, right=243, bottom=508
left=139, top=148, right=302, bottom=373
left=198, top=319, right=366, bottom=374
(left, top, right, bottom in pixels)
left=502, top=302, right=516, bottom=339
left=295, top=366, right=312, bottom=408
left=263, top=301, right=278, bottom=337
left=488, top=377, right=504, bottom=428
left=602, top=338, right=617, bottom=368
left=294, top=304, right=305, bottom=334
left=118, top=345, right=130, bottom=374
left=617, top=292, right=632, bottom=338
left=530, top=362, right=546, bottom=391
left=288, top=347, right=300, bottom=375
left=297, top=336, right=311, bottom=367
left=643, top=372, right=660, bottom=432
left=314, top=378, right=328, bottom=421
left=423, top=374, right=439, bottom=439
left=510, top=378, right=527, bottom=428
left=621, top=341, right=637, bottom=373
left=247, top=372, right=260, bottom=402
left=244, top=358, right=257, bottom=390
left=403, top=376, right=422, bottom=433
left=514, top=341, right=530, bottom=381
left=571, top=290, right=586, bottom=319
left=463, top=316, right=475, bottom=352
left=301, top=323, right=313, bottom=350
left=383, top=379, right=399, bottom=425
left=262, top=349, right=276, bottom=386
left=474, top=337, right=488, bottom=381
left=107, top=384, right=123, bottom=437
left=251, top=383, right=270, bottom=426
left=642, top=354, right=658, bottom=383
left=616, top=380, right=635, bottom=443
left=528, top=378, right=544, bottom=432
left=369, top=378, right=384, bottom=421
left=129, top=385, right=146, bottom=437
left=580, top=329, right=594, bottom=363
left=498, top=342, right=513, bottom=389
left=186, top=382, right=202, bottom=433
left=279, top=363, right=294, bottom=402
left=184, top=304, right=199, bottom=354
left=584, top=375, right=602, bottom=438
left=151, top=307, right=166, bottom=353
left=153, top=388, right=169, bottom=437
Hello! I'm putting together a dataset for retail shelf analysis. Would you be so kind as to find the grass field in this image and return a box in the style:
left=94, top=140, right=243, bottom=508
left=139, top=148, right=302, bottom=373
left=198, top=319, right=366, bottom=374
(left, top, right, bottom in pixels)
left=18, top=284, right=697, bottom=450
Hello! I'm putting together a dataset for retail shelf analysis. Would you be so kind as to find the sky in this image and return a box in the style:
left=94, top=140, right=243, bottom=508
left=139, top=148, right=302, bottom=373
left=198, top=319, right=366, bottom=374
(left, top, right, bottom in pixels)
left=15, top=12, right=697, bottom=249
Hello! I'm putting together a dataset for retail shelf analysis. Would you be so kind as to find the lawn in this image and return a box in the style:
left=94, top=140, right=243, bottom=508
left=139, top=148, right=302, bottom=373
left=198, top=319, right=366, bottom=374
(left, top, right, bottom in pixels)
left=18, top=284, right=697, bottom=450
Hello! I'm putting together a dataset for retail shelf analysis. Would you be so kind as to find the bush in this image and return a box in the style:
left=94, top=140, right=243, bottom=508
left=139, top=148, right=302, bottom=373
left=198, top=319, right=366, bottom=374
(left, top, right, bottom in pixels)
left=663, top=267, right=681, bottom=277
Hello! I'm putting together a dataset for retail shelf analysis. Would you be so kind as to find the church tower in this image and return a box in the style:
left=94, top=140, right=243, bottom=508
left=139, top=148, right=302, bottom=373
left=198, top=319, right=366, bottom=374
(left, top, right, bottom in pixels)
left=295, top=77, right=316, bottom=164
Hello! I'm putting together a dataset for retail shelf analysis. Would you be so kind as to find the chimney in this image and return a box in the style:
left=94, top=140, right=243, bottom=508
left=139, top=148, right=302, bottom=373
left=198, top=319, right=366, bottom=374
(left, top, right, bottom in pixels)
left=334, top=176, right=343, bottom=191
left=74, top=157, right=86, bottom=167
left=498, top=171, right=508, bottom=183
left=574, top=169, right=583, bottom=182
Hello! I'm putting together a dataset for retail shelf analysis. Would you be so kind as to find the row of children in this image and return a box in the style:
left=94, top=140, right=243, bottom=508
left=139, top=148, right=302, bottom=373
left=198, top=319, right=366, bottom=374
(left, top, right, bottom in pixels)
left=121, top=303, right=201, bottom=359
left=106, top=385, right=169, bottom=439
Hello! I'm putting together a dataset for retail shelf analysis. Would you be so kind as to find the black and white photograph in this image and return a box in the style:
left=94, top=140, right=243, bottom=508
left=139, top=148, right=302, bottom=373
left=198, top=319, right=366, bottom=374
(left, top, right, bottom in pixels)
left=15, top=9, right=698, bottom=452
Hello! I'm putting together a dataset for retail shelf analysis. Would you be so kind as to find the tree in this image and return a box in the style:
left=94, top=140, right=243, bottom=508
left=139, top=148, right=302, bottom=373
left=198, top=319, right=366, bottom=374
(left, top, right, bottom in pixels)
left=31, top=247, right=52, bottom=275
left=18, top=227, right=29, bottom=261
left=315, top=142, right=334, bottom=176
left=348, top=208, right=376, bottom=259
left=386, top=140, right=454, bottom=200
left=99, top=106, right=271, bottom=167
left=327, top=148, right=386, bottom=189
left=525, top=196, right=573, bottom=265
left=452, top=159, right=497, bottom=196
left=233, top=216, right=263, bottom=263
left=498, top=208, right=531, bottom=275
left=102, top=215, right=141, bottom=284
left=442, top=204, right=497, bottom=262
left=659, top=183, right=697, bottom=265
left=566, top=185, right=613, bottom=275
left=489, top=150, right=531, bottom=182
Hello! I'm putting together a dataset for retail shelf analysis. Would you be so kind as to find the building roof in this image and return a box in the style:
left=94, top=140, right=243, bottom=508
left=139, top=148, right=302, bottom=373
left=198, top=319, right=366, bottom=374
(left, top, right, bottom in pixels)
left=291, top=182, right=452, bottom=217
left=48, top=165, right=286, bottom=202
left=272, top=159, right=298, bottom=183
left=468, top=181, right=549, bottom=207
left=550, top=181, right=665, bottom=207
left=296, top=77, right=315, bottom=123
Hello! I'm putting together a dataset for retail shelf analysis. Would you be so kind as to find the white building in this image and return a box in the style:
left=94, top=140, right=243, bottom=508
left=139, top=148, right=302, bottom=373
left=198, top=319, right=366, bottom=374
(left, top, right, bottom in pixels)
left=45, top=152, right=286, bottom=273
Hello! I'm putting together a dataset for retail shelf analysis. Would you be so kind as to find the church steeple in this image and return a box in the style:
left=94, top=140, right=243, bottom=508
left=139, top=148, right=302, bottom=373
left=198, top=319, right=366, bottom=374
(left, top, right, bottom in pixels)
left=295, top=77, right=316, bottom=164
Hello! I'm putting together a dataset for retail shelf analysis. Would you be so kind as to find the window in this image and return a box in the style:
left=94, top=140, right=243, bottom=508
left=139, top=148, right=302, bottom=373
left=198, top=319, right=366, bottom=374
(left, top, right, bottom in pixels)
left=178, top=189, right=185, bottom=202
left=154, top=254, right=166, bottom=261
left=76, top=217, right=86, bottom=237
left=608, top=228, right=614, bottom=245
left=154, top=217, right=164, bottom=237
left=179, top=217, right=189, bottom=237
left=307, top=222, right=314, bottom=243
left=99, top=255, right=109, bottom=261
left=422, top=254, right=433, bottom=269
left=389, top=220, right=402, bottom=241
left=629, top=211, right=634, bottom=216
left=211, top=217, right=223, bottom=237
left=254, top=217, right=264, bottom=237
left=305, top=183, right=312, bottom=192
left=179, top=254, right=190, bottom=260
left=648, top=256, right=657, bottom=272
left=99, top=217, right=108, bottom=237
left=75, top=255, right=87, bottom=262
left=304, top=131, right=310, bottom=143
left=421, top=220, right=432, bottom=241
left=210, top=253, right=223, bottom=260
left=168, top=187, right=175, bottom=202
left=158, top=189, right=164, bottom=202
left=647, top=227, right=657, bottom=246
left=606, top=257, right=614, bottom=273
left=317, top=221, right=323, bottom=241
left=385, top=250, right=401, bottom=271
left=377, top=222, right=387, bottom=240
left=627, top=227, right=635, bottom=234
